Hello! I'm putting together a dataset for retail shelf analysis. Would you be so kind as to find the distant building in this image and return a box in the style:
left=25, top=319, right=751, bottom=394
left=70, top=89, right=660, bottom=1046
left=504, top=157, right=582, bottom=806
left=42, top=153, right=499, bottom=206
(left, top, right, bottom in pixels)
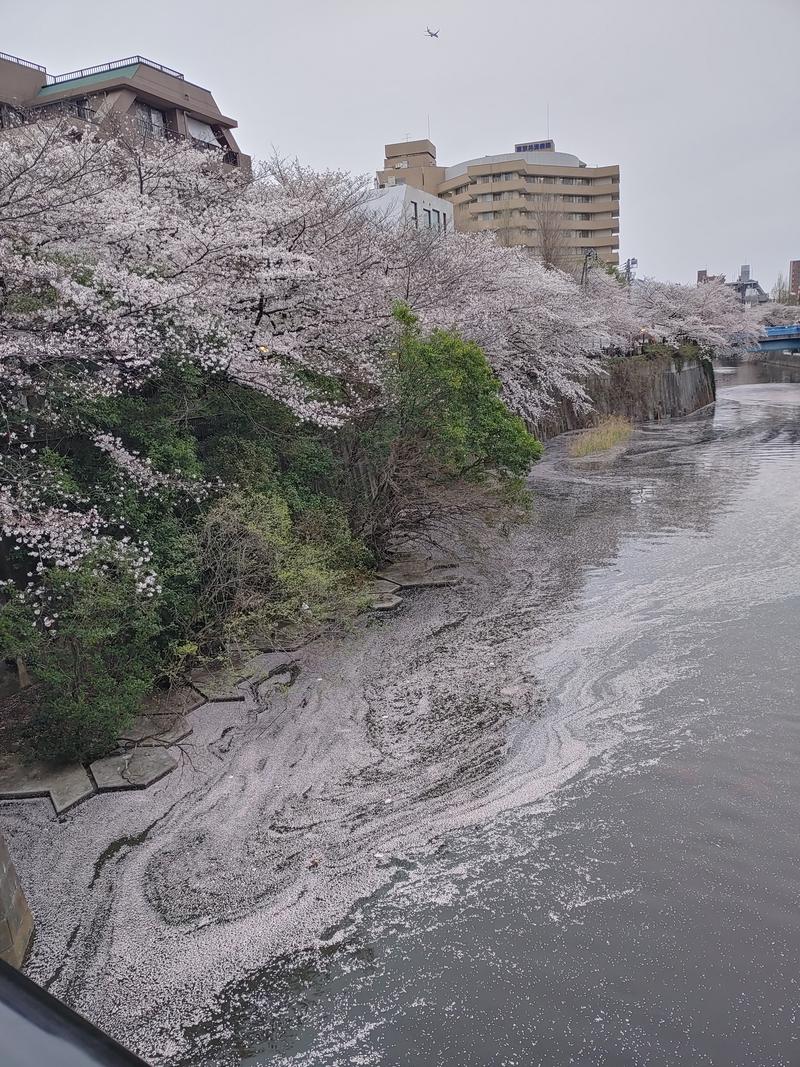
left=699, top=264, right=768, bottom=304
left=697, top=269, right=726, bottom=284
left=0, top=49, right=249, bottom=170
left=790, top=260, right=800, bottom=299
left=376, top=138, right=620, bottom=265
left=365, top=183, right=453, bottom=233
left=728, top=264, right=769, bottom=305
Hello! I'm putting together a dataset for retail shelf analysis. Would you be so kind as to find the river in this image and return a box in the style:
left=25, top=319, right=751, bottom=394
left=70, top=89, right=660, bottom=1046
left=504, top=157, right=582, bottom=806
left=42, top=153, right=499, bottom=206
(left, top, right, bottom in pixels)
left=3, top=358, right=800, bottom=1066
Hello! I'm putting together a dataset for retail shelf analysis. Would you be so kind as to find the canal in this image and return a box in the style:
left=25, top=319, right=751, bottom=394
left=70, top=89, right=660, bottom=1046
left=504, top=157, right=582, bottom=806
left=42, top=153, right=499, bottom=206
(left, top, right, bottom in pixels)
left=189, top=358, right=800, bottom=1066
left=4, top=358, right=800, bottom=1067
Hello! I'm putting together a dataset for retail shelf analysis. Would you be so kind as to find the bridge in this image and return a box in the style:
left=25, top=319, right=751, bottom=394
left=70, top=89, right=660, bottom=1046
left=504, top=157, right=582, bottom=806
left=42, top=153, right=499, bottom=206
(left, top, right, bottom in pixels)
left=750, top=324, right=800, bottom=353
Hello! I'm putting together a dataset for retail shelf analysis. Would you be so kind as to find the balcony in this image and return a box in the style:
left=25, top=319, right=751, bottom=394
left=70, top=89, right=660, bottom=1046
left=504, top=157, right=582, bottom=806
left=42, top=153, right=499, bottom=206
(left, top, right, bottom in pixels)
left=1, top=99, right=97, bottom=129
left=136, top=121, right=245, bottom=168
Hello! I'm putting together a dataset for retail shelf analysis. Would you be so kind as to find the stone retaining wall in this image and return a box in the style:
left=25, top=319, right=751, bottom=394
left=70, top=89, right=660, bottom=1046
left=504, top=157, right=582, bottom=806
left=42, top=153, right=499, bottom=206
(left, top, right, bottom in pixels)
left=533, top=353, right=716, bottom=440
left=0, top=831, right=33, bottom=967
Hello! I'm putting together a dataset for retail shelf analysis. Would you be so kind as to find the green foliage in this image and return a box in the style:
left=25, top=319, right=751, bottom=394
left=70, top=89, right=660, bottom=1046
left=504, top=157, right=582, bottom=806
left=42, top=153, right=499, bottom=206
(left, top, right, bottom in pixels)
left=640, top=340, right=704, bottom=364
left=0, top=599, right=42, bottom=664
left=3, top=313, right=541, bottom=763
left=199, top=488, right=367, bottom=647
left=7, top=564, right=161, bottom=763
left=392, top=303, right=542, bottom=478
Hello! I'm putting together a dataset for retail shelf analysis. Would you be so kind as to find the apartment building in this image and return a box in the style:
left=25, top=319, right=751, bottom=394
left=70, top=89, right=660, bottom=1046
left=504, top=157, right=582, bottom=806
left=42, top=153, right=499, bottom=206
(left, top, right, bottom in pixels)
left=0, top=50, right=249, bottom=170
left=376, top=138, right=620, bottom=265
left=789, top=260, right=800, bottom=299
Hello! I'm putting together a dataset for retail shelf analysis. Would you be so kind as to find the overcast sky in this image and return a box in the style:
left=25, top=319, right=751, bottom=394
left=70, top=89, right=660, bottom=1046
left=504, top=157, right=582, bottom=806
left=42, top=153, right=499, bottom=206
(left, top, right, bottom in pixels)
left=5, top=0, right=798, bottom=286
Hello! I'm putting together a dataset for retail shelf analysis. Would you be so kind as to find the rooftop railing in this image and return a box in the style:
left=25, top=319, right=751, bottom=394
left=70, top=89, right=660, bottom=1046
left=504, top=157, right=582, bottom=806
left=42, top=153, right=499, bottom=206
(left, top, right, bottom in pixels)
left=0, top=50, right=47, bottom=73
left=47, top=56, right=184, bottom=85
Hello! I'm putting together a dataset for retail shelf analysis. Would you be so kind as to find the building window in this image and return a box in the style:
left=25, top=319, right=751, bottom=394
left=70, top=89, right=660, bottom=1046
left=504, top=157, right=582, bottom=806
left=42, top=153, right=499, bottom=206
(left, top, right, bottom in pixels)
left=186, top=115, right=219, bottom=146
left=423, top=208, right=432, bottom=228
left=136, top=101, right=167, bottom=138
left=410, top=200, right=419, bottom=229
left=443, top=214, right=448, bottom=234
left=432, top=209, right=440, bottom=231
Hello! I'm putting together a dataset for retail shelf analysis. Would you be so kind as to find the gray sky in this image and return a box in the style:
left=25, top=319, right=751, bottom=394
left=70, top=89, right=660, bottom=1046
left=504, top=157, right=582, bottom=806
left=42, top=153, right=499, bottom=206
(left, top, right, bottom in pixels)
left=5, top=0, right=799, bottom=286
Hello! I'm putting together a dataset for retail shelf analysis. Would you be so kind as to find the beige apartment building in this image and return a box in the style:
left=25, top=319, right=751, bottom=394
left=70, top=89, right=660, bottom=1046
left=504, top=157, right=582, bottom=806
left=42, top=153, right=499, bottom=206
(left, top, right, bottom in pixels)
left=0, top=50, right=249, bottom=170
left=376, top=138, right=620, bottom=265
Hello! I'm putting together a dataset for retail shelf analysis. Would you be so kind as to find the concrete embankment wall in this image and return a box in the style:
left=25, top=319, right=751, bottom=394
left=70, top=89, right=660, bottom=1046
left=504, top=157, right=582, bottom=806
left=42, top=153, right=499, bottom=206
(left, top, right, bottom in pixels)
left=0, top=832, right=33, bottom=967
left=757, top=352, right=800, bottom=370
left=533, top=353, right=716, bottom=440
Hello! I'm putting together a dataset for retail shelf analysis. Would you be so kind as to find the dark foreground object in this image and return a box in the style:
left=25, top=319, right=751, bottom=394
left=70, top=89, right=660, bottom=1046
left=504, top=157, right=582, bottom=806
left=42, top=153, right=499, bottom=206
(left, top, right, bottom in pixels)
left=0, top=958, right=150, bottom=1067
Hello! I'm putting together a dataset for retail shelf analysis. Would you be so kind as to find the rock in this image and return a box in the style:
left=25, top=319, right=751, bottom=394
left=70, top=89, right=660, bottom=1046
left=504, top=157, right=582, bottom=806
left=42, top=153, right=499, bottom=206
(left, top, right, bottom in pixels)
left=48, top=768, right=97, bottom=814
left=371, top=578, right=401, bottom=594
left=0, top=755, right=95, bottom=816
left=188, top=667, right=248, bottom=703
left=90, top=748, right=178, bottom=790
left=118, top=714, right=192, bottom=747
left=370, top=593, right=403, bottom=611
left=377, top=566, right=460, bottom=589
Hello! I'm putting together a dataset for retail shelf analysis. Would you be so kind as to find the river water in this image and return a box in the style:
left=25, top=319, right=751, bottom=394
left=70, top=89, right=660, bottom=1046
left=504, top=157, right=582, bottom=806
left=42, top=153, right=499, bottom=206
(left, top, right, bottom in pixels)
left=4, top=359, right=800, bottom=1067
left=191, top=359, right=800, bottom=1067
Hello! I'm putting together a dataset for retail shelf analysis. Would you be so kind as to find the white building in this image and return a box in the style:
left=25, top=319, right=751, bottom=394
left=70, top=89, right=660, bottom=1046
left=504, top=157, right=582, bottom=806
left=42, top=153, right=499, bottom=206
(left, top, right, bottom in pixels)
left=365, top=182, right=453, bottom=233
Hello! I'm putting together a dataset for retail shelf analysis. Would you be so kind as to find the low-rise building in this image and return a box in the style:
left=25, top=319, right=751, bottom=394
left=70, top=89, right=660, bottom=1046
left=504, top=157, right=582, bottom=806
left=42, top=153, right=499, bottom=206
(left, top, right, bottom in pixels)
left=376, top=138, right=620, bottom=265
left=365, top=182, right=453, bottom=233
left=0, top=49, right=249, bottom=170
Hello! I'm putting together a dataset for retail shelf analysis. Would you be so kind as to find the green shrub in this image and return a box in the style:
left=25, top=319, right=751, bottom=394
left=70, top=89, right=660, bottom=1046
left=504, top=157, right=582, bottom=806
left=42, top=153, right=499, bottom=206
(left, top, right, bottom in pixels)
left=3, top=564, right=161, bottom=763
left=392, top=304, right=542, bottom=479
left=199, top=489, right=366, bottom=647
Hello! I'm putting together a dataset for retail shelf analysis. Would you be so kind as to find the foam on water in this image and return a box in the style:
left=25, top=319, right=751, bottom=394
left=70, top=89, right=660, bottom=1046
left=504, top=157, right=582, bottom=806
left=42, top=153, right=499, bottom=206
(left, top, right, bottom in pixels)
left=2, top=361, right=799, bottom=1065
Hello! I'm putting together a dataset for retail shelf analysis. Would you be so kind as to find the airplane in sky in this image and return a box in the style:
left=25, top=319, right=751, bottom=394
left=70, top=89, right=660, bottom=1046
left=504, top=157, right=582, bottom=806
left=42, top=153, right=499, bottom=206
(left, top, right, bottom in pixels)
left=426, top=27, right=440, bottom=38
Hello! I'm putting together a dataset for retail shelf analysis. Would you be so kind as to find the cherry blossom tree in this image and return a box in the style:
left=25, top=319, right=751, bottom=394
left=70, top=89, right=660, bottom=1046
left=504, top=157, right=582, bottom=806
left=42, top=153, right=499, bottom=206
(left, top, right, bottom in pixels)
left=0, top=118, right=758, bottom=638
left=631, top=276, right=757, bottom=354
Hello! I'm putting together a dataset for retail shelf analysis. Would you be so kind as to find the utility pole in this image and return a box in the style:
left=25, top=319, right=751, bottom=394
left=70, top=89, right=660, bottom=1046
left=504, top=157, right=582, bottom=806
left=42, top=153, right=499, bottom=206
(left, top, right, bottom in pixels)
left=580, top=247, right=598, bottom=287
left=620, top=257, right=638, bottom=301
left=622, top=257, right=638, bottom=286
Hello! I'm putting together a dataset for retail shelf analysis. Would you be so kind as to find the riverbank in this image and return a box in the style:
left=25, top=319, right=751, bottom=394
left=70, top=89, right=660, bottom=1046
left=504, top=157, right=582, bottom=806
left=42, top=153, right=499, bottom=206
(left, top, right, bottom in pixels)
left=6, top=362, right=799, bottom=1066
left=0, top=421, right=651, bottom=1062
left=0, top=396, right=705, bottom=1061
left=533, top=347, right=715, bottom=439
